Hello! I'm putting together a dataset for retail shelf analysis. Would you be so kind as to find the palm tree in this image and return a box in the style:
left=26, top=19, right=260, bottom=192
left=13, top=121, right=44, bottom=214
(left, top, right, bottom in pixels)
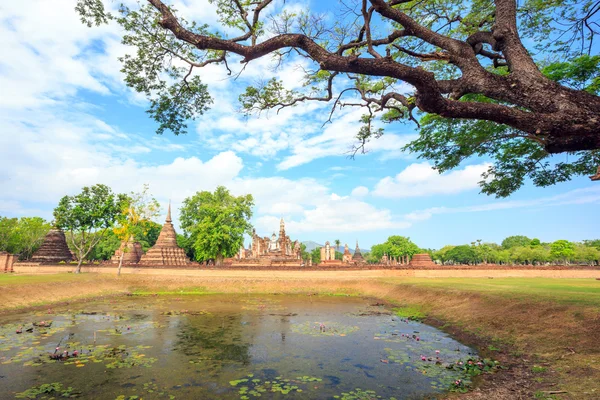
left=334, top=239, right=341, bottom=254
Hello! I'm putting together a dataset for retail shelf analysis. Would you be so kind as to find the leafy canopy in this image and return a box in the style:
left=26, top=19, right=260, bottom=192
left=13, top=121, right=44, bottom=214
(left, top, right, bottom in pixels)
left=180, top=186, right=254, bottom=264
left=75, top=0, right=600, bottom=197
left=53, top=184, right=126, bottom=271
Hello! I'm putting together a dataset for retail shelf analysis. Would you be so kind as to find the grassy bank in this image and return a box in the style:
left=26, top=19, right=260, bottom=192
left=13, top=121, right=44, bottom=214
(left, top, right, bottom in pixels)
left=1, top=273, right=599, bottom=399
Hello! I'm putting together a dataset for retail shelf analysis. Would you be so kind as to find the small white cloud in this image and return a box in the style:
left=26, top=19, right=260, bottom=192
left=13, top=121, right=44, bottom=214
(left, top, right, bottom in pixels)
left=351, top=186, right=369, bottom=197
left=373, top=162, right=490, bottom=198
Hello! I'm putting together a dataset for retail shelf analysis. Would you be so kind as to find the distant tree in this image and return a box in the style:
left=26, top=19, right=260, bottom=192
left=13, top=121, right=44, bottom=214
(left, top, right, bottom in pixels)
left=87, top=231, right=121, bottom=261
left=310, top=248, right=321, bottom=265
left=445, top=245, right=478, bottom=265
left=432, top=245, right=456, bottom=264
left=369, top=243, right=388, bottom=262
left=372, top=236, right=421, bottom=261
left=334, top=239, right=341, bottom=254
left=300, top=243, right=310, bottom=263
left=574, top=244, right=600, bottom=266
left=550, top=240, right=576, bottom=265
left=180, top=186, right=254, bottom=266
left=113, top=185, right=161, bottom=276
left=53, top=184, right=126, bottom=273
left=530, top=238, right=541, bottom=247
left=583, top=239, right=600, bottom=250
left=176, top=233, right=195, bottom=261
left=0, top=217, right=19, bottom=254
left=501, top=235, right=532, bottom=249
left=335, top=251, right=343, bottom=261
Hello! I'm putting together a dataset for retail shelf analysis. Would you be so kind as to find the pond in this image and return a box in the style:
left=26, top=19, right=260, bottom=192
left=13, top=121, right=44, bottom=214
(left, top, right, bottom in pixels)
left=0, top=295, right=483, bottom=399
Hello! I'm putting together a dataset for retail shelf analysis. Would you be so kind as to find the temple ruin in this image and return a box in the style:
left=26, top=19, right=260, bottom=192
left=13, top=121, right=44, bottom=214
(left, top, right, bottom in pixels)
left=138, top=204, right=192, bottom=266
left=232, top=218, right=302, bottom=267
left=352, top=241, right=365, bottom=264
left=320, top=241, right=337, bottom=264
left=110, top=237, right=143, bottom=264
left=1, top=251, right=15, bottom=273
left=30, top=228, right=74, bottom=264
left=342, top=244, right=353, bottom=263
left=409, top=253, right=436, bottom=268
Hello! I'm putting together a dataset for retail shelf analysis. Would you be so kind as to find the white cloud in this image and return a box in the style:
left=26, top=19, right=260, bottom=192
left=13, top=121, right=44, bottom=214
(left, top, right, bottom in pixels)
left=373, top=162, right=491, bottom=198
left=351, top=186, right=369, bottom=197
left=403, top=187, right=600, bottom=222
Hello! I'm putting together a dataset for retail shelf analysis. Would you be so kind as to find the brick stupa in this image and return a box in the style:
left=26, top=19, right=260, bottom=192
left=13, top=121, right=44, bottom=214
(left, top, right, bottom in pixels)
left=409, top=253, right=436, bottom=268
left=111, top=237, right=143, bottom=264
left=138, top=203, right=191, bottom=266
left=352, top=240, right=365, bottom=264
left=30, top=228, right=74, bottom=263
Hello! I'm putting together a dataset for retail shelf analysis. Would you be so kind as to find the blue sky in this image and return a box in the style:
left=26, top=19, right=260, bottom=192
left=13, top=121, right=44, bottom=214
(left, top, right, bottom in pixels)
left=0, top=0, right=598, bottom=250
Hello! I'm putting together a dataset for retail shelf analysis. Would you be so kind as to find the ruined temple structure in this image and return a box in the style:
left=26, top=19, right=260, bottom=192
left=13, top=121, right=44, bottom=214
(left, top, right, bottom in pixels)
left=352, top=241, right=365, bottom=264
left=110, top=237, right=144, bottom=264
left=30, top=228, right=74, bottom=264
left=342, top=244, right=353, bottom=263
left=1, top=252, right=15, bottom=273
left=320, top=241, right=337, bottom=263
left=231, top=218, right=302, bottom=267
left=249, top=218, right=301, bottom=260
left=409, top=253, right=436, bottom=268
left=138, top=204, right=192, bottom=266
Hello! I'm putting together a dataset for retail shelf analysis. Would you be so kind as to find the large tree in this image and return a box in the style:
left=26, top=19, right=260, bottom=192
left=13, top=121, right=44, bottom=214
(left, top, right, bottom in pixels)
left=0, top=216, right=51, bottom=260
left=77, top=0, right=600, bottom=196
left=53, top=184, right=126, bottom=273
left=180, top=186, right=254, bottom=266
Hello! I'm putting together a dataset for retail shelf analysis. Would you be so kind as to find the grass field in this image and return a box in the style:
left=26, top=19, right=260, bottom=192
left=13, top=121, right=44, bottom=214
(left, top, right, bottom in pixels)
left=1, top=272, right=599, bottom=399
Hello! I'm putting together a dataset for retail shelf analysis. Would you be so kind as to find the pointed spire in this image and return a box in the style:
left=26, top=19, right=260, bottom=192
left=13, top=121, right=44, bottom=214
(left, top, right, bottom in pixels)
left=166, top=200, right=172, bottom=223
left=355, top=240, right=359, bottom=250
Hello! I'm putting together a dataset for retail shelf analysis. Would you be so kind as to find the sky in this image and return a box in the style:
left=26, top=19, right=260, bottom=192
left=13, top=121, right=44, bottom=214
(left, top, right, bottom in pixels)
left=0, top=0, right=598, bottom=251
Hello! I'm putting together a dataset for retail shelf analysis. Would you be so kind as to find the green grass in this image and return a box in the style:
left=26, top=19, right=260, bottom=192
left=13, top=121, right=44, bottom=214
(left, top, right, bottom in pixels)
left=383, top=277, right=600, bottom=306
left=392, top=305, right=426, bottom=320
left=0, top=273, right=86, bottom=285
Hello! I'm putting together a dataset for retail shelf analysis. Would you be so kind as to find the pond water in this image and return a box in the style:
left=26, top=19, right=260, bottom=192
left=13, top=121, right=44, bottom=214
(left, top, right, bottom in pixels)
left=0, top=295, right=478, bottom=399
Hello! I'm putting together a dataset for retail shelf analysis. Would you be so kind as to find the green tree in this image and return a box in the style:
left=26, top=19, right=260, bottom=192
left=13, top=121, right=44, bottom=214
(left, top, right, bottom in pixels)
left=310, top=248, right=321, bottom=265
left=87, top=231, right=121, bottom=261
left=176, top=233, right=196, bottom=261
left=180, top=186, right=254, bottom=266
left=0, top=216, right=51, bottom=259
left=113, top=185, right=161, bottom=275
left=550, top=240, right=576, bottom=265
left=583, top=239, right=600, bottom=250
left=53, top=184, right=126, bottom=273
left=0, top=217, right=19, bottom=253
left=13, top=217, right=52, bottom=260
left=574, top=244, right=600, bottom=266
left=334, top=239, right=341, bottom=254
left=445, top=245, right=478, bottom=265
left=300, top=243, right=310, bottom=263
left=501, top=235, right=532, bottom=249
left=77, top=0, right=600, bottom=197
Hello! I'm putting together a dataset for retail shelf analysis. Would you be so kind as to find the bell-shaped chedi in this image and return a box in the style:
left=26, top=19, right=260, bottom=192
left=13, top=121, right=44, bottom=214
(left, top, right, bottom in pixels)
left=30, top=228, right=74, bottom=264
left=139, top=203, right=191, bottom=266
left=111, top=237, right=143, bottom=264
left=352, top=240, right=365, bottom=264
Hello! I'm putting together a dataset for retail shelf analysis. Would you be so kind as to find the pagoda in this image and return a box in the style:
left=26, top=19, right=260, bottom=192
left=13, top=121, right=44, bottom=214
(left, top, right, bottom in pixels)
left=352, top=240, right=365, bottom=264
left=30, top=228, right=74, bottom=263
left=138, top=203, right=192, bottom=266
left=110, top=237, right=143, bottom=264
